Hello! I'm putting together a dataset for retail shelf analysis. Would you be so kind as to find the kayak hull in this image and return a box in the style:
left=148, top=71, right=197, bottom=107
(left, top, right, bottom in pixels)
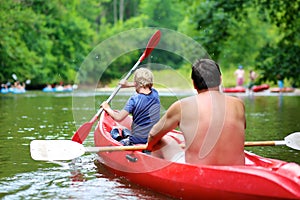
left=271, top=88, right=295, bottom=93
left=252, top=84, right=269, bottom=92
left=94, top=112, right=300, bottom=199
left=223, top=87, right=246, bottom=93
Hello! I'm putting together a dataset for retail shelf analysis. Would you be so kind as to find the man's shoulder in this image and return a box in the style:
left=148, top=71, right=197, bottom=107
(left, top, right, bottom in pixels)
left=175, top=95, right=198, bottom=107
left=225, top=95, right=244, bottom=105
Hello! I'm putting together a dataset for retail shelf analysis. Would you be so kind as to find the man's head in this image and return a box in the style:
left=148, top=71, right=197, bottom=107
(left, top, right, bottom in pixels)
left=134, top=68, right=153, bottom=89
left=191, top=59, right=221, bottom=90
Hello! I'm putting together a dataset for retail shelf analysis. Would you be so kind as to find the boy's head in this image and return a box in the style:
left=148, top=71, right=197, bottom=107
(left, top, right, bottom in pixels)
left=191, top=59, right=221, bottom=90
left=134, top=68, right=153, bottom=88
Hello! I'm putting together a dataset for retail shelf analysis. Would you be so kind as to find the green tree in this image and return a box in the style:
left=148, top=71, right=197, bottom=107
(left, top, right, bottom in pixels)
left=28, top=0, right=95, bottom=84
left=179, top=0, right=300, bottom=86
left=0, top=0, right=96, bottom=86
left=255, top=0, right=300, bottom=86
left=0, top=1, right=41, bottom=83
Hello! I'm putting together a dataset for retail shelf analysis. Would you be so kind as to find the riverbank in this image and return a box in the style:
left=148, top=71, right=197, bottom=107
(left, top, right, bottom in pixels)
left=95, top=87, right=300, bottom=97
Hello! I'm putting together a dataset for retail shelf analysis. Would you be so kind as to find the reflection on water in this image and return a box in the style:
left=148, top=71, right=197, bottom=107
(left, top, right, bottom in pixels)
left=0, top=154, right=171, bottom=200
left=243, top=94, right=300, bottom=163
left=0, top=91, right=299, bottom=199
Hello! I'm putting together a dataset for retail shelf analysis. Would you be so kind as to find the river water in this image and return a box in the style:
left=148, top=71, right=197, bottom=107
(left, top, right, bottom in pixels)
left=0, top=90, right=299, bottom=199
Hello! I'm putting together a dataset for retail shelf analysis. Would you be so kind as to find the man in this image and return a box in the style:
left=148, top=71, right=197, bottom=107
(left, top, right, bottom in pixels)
left=147, top=59, right=246, bottom=165
left=101, top=68, right=160, bottom=146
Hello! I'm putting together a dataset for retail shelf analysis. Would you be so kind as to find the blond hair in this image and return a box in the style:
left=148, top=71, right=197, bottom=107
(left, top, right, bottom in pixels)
left=134, top=68, right=153, bottom=88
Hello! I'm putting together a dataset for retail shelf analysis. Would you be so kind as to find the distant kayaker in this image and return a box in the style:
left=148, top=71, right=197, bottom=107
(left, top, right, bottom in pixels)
left=101, top=68, right=160, bottom=146
left=277, top=74, right=284, bottom=92
left=147, top=59, right=246, bottom=165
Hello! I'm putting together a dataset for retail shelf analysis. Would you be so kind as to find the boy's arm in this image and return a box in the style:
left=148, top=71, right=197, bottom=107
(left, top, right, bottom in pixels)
left=101, top=101, right=129, bottom=122
left=119, top=79, right=136, bottom=88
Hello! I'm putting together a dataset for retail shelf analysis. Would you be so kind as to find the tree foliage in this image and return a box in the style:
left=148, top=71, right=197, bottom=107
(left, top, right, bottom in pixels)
left=0, top=0, right=95, bottom=86
left=255, top=0, right=300, bottom=86
left=0, top=0, right=299, bottom=87
left=179, top=0, right=300, bottom=86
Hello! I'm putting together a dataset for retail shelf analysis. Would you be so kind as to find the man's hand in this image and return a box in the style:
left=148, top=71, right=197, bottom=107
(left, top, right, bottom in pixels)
left=146, top=142, right=153, bottom=152
left=146, top=134, right=160, bottom=151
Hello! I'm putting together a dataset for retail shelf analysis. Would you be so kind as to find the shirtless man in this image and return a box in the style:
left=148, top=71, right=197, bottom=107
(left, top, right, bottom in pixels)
left=147, top=59, right=246, bottom=165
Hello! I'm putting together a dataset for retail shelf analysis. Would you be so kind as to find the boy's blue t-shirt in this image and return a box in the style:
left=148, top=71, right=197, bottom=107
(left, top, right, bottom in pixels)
left=123, top=88, right=160, bottom=144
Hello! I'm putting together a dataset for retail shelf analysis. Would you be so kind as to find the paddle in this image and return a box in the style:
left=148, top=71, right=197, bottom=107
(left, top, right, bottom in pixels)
left=245, top=132, right=300, bottom=148
left=12, top=74, right=18, bottom=81
left=71, top=30, right=161, bottom=144
left=31, top=132, right=300, bottom=161
left=12, top=74, right=30, bottom=85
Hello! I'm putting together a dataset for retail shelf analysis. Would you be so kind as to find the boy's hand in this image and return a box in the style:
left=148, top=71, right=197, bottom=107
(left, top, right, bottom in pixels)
left=119, top=79, right=128, bottom=88
left=101, top=101, right=110, bottom=111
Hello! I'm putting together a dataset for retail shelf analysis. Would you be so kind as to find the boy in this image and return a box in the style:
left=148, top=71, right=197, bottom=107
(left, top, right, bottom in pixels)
left=101, top=68, right=160, bottom=146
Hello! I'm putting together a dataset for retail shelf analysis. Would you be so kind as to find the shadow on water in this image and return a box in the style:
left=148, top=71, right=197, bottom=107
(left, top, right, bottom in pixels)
left=0, top=91, right=299, bottom=199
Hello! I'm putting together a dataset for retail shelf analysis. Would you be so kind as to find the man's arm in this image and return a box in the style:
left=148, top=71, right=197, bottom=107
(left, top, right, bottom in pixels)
left=147, top=101, right=181, bottom=151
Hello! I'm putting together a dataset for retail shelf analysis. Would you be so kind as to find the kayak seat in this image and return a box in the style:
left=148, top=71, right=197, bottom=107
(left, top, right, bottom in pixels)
left=102, top=112, right=117, bottom=133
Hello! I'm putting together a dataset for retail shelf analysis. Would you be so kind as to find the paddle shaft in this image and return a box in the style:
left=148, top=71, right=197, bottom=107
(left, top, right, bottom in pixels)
left=85, top=140, right=287, bottom=153
left=244, top=140, right=286, bottom=147
left=94, top=60, right=142, bottom=119
left=85, top=144, right=147, bottom=152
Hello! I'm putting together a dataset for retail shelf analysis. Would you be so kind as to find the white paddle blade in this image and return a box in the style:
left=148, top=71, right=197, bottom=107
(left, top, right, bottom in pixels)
left=285, top=132, right=300, bottom=150
left=30, top=140, right=85, bottom=161
left=12, top=74, right=17, bottom=80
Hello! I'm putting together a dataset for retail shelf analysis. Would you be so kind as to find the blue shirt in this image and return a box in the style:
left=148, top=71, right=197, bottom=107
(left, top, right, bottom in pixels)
left=123, top=88, right=160, bottom=144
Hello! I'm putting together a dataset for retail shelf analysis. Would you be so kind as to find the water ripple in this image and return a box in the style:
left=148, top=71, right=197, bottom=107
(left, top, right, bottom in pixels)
left=0, top=155, right=171, bottom=200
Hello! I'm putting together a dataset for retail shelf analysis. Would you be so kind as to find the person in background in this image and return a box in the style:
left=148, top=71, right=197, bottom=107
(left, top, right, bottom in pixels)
left=234, top=65, right=245, bottom=87
left=147, top=59, right=246, bottom=165
left=101, top=68, right=160, bottom=146
left=14, top=81, right=25, bottom=90
left=248, top=69, right=258, bottom=89
left=277, top=74, right=284, bottom=92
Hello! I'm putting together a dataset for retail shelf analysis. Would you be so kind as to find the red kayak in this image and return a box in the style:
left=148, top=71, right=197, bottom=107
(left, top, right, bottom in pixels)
left=252, top=84, right=270, bottom=92
left=223, top=87, right=246, bottom=93
left=94, top=112, right=300, bottom=200
left=271, top=87, right=295, bottom=93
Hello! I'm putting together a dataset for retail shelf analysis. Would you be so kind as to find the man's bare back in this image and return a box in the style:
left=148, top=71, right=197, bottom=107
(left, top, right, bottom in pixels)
left=147, top=59, right=246, bottom=166
left=178, top=91, right=245, bottom=165
left=148, top=90, right=245, bottom=165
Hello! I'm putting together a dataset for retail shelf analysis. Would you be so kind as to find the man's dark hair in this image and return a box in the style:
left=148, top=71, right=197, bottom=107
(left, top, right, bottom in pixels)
left=191, top=59, right=221, bottom=90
